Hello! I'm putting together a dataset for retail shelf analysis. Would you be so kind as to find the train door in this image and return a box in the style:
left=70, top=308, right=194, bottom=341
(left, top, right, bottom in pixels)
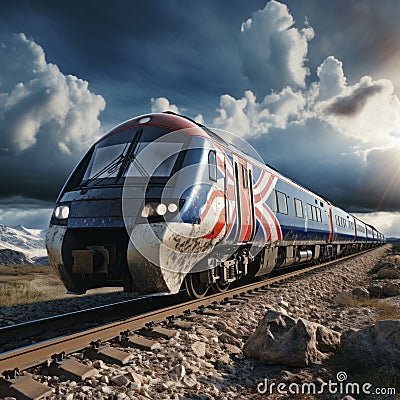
left=233, top=157, right=254, bottom=242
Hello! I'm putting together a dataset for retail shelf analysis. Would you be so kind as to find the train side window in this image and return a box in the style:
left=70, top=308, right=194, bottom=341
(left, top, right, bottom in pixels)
left=316, top=207, right=322, bottom=222
left=241, top=165, right=248, bottom=188
left=270, top=190, right=277, bottom=212
left=276, top=191, right=288, bottom=214
left=208, top=151, right=217, bottom=181
left=307, top=204, right=313, bottom=220
left=294, top=198, right=303, bottom=218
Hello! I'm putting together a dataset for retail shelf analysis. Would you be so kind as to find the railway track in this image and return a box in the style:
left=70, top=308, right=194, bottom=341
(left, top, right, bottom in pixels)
left=0, top=248, right=379, bottom=399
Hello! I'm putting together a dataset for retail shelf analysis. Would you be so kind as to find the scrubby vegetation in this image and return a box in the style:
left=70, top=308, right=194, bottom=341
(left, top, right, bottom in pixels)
left=0, top=264, right=61, bottom=306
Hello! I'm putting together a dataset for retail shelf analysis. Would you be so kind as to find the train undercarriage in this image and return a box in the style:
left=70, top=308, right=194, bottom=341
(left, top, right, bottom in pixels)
left=183, top=241, right=380, bottom=298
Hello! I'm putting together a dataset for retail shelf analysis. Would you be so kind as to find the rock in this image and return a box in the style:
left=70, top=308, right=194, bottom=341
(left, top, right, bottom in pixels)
left=92, top=359, right=107, bottom=369
left=173, top=364, right=186, bottom=380
left=218, top=333, right=241, bottom=347
left=351, top=287, right=370, bottom=298
left=125, top=371, right=144, bottom=385
left=224, top=343, right=242, bottom=355
left=243, top=309, right=340, bottom=366
left=278, top=299, right=290, bottom=310
left=111, top=374, right=130, bottom=386
left=341, top=320, right=400, bottom=368
left=101, top=386, right=113, bottom=394
left=213, top=320, right=228, bottom=331
left=381, top=282, right=400, bottom=297
left=376, top=265, right=400, bottom=279
left=225, top=327, right=241, bottom=339
left=191, top=341, right=206, bottom=357
left=367, top=284, right=382, bottom=298
left=218, top=353, right=231, bottom=364
left=183, top=375, right=197, bottom=389
left=196, top=327, right=216, bottom=338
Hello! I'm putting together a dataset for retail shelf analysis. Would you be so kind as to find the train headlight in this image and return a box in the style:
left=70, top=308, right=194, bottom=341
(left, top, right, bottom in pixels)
left=167, top=203, right=178, bottom=213
left=54, top=205, right=70, bottom=219
left=141, top=200, right=184, bottom=220
left=156, top=203, right=167, bottom=216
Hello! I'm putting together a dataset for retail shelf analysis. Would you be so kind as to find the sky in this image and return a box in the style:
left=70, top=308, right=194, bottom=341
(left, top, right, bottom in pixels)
left=0, top=0, right=400, bottom=237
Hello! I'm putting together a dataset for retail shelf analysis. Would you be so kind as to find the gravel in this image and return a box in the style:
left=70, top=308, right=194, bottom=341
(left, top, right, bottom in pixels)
left=2, top=245, right=399, bottom=400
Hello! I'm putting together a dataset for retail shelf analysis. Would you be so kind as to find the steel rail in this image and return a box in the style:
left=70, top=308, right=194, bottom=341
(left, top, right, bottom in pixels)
left=0, top=246, right=382, bottom=374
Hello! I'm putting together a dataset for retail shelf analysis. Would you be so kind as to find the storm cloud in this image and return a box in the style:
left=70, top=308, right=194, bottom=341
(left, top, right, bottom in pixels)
left=158, top=1, right=400, bottom=215
left=326, top=83, right=385, bottom=116
left=0, top=33, right=105, bottom=201
left=0, top=0, right=399, bottom=233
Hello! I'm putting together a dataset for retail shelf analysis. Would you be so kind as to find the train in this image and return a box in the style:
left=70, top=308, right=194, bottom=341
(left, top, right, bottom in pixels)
left=46, top=112, right=385, bottom=298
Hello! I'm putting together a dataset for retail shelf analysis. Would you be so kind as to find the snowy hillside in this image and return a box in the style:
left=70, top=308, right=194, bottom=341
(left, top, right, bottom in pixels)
left=0, top=224, right=48, bottom=265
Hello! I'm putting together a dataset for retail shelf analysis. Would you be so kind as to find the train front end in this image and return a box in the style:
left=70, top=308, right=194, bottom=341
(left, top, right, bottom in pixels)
left=46, top=113, right=221, bottom=295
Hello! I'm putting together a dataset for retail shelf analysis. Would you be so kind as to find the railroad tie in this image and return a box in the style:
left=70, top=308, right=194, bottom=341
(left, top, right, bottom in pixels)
left=137, top=326, right=178, bottom=340
left=47, top=357, right=98, bottom=382
left=0, top=373, right=54, bottom=400
left=84, top=344, right=133, bottom=366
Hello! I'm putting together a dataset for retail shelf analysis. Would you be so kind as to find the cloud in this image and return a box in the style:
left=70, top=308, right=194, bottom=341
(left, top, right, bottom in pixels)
left=314, top=56, right=346, bottom=101
left=325, top=81, right=384, bottom=116
left=0, top=33, right=105, bottom=201
left=144, top=2, right=400, bottom=219
left=151, top=97, right=180, bottom=114
left=213, top=87, right=306, bottom=136
left=150, top=97, right=204, bottom=124
left=353, top=211, right=400, bottom=238
left=207, top=1, right=400, bottom=215
left=0, top=206, right=52, bottom=229
left=239, top=0, right=314, bottom=96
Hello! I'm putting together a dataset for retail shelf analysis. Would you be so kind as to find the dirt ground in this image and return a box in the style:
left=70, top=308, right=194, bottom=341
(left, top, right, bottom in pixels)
left=0, top=264, right=121, bottom=307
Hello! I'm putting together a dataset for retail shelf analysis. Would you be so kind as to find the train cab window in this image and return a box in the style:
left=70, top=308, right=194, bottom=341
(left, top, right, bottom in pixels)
left=294, top=198, right=303, bottom=218
left=208, top=151, right=217, bottom=181
left=276, top=191, right=288, bottom=214
left=241, top=165, right=248, bottom=188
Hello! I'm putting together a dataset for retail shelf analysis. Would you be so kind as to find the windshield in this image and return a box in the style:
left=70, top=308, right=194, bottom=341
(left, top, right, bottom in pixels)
left=78, top=126, right=187, bottom=187
left=125, top=141, right=184, bottom=177
left=83, top=142, right=128, bottom=180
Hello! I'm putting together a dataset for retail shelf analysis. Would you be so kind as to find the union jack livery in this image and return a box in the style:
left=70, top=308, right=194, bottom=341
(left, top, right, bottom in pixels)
left=46, top=112, right=385, bottom=298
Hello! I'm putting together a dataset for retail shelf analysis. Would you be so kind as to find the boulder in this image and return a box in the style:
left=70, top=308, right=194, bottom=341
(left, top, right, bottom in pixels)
left=243, top=310, right=340, bottom=367
left=341, top=320, right=400, bottom=368
left=381, top=282, right=400, bottom=297
left=369, top=261, right=395, bottom=275
left=376, top=266, right=400, bottom=279
left=351, top=287, right=370, bottom=298
left=367, top=284, right=382, bottom=298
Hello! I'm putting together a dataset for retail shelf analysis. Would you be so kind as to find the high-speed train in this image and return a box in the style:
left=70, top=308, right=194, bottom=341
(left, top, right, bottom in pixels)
left=46, top=112, right=384, bottom=298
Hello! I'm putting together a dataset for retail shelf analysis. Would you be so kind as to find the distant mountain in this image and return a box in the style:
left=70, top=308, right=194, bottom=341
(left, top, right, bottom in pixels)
left=0, top=224, right=49, bottom=265
left=386, top=237, right=400, bottom=244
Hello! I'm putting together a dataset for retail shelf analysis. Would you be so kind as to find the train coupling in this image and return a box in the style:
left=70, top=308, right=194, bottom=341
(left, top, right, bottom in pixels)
left=72, top=246, right=115, bottom=275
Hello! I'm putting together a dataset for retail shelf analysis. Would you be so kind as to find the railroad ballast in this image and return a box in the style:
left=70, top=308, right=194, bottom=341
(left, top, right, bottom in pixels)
left=46, top=112, right=384, bottom=298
